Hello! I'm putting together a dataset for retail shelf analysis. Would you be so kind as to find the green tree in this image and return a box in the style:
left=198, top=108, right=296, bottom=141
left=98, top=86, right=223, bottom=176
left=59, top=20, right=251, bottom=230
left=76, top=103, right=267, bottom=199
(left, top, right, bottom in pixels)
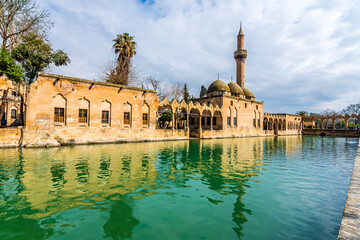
left=314, top=119, right=321, bottom=129
left=159, top=110, right=172, bottom=123
left=336, top=119, right=345, bottom=129
left=348, top=122, right=357, bottom=129
left=109, top=33, right=136, bottom=85
left=0, top=49, right=23, bottom=82
left=200, top=85, right=207, bottom=98
left=12, top=32, right=70, bottom=84
left=183, top=83, right=189, bottom=103
left=295, top=111, right=308, bottom=117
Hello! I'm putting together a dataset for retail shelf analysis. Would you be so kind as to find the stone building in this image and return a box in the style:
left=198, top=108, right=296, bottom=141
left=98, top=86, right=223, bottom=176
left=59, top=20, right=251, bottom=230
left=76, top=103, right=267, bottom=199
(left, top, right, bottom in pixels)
left=0, top=76, right=25, bottom=127
left=0, top=25, right=301, bottom=148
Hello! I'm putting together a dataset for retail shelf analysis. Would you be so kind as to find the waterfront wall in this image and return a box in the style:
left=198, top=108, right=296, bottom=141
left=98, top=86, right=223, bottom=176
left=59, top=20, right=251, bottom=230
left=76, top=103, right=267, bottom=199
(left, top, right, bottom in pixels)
left=202, top=127, right=264, bottom=138
left=0, top=127, right=189, bottom=148
left=303, top=129, right=360, bottom=137
left=337, top=139, right=360, bottom=239
left=265, top=129, right=301, bottom=136
left=0, top=128, right=22, bottom=147
left=0, top=126, right=302, bottom=148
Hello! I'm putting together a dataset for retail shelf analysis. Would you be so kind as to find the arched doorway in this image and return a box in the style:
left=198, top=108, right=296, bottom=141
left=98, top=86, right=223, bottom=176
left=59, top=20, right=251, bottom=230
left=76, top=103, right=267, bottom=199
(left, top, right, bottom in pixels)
left=268, top=118, right=273, bottom=131
left=202, top=110, right=211, bottom=130
left=213, top=111, right=223, bottom=130
left=189, top=108, right=201, bottom=137
left=274, top=119, right=279, bottom=135
left=263, top=117, right=268, bottom=130
left=347, top=117, right=358, bottom=130
left=334, top=118, right=345, bottom=130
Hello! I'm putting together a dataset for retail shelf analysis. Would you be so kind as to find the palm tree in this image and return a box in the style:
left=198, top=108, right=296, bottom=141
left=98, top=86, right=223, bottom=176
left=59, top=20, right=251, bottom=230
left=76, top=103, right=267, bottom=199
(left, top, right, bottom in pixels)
left=296, top=111, right=308, bottom=130
left=111, top=33, right=136, bottom=85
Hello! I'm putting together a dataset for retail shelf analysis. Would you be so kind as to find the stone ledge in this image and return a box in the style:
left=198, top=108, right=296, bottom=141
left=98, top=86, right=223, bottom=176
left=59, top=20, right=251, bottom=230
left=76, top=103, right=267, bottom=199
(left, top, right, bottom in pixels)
left=338, top=139, right=360, bottom=239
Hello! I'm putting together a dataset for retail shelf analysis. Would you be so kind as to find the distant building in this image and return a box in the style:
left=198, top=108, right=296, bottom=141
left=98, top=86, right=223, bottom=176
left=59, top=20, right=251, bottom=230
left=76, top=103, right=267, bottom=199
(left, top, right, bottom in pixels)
left=0, top=25, right=301, bottom=147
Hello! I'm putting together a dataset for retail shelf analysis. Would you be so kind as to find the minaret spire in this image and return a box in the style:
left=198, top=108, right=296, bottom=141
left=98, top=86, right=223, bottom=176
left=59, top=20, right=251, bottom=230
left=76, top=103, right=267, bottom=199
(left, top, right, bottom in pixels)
left=234, top=21, right=247, bottom=88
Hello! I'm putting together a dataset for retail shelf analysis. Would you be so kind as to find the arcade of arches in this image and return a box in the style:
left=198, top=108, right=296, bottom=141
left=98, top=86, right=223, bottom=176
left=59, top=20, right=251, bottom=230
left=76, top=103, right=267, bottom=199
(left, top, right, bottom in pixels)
left=303, top=114, right=360, bottom=131
left=263, top=113, right=302, bottom=135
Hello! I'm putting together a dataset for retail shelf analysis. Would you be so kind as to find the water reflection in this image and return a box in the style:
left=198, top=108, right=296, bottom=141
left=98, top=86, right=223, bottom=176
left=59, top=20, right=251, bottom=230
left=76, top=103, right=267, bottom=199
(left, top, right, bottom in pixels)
left=0, top=135, right=356, bottom=240
left=104, top=197, right=140, bottom=240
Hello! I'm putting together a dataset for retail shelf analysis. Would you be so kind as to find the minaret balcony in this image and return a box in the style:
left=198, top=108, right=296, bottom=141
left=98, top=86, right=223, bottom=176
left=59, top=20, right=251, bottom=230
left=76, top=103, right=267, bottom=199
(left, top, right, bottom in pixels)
left=234, top=49, right=247, bottom=61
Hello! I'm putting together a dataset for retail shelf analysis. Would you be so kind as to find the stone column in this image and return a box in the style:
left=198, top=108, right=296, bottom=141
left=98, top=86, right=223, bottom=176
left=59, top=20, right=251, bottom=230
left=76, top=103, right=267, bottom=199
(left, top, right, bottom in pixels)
left=210, top=114, right=213, bottom=130
left=345, top=118, right=349, bottom=131
left=171, top=110, right=174, bottom=130
left=175, top=113, right=177, bottom=130
left=187, top=113, right=189, bottom=129
left=199, top=114, right=202, bottom=138
left=186, top=111, right=190, bottom=137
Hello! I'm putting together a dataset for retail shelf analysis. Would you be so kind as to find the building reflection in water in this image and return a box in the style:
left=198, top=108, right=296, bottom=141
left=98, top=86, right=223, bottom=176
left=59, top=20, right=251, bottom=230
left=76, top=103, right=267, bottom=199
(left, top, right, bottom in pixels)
left=0, top=136, right=303, bottom=239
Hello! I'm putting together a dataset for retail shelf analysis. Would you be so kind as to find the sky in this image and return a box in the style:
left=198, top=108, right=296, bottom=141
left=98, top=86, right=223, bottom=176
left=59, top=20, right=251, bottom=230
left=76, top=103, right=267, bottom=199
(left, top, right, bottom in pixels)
left=37, top=0, right=360, bottom=114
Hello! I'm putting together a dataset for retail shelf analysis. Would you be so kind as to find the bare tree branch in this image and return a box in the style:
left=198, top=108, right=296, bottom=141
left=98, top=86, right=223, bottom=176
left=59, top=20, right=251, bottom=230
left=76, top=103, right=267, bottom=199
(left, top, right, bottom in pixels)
left=0, top=0, right=51, bottom=50
left=164, top=82, right=183, bottom=102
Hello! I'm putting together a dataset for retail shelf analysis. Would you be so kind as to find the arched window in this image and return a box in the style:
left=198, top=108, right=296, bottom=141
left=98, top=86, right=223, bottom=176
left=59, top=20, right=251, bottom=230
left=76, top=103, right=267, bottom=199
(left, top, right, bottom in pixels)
left=123, top=102, right=132, bottom=127
left=101, top=100, right=111, bottom=126
left=78, top=98, right=90, bottom=125
left=53, top=94, right=67, bottom=124
left=11, top=109, right=17, bottom=119
left=234, top=108, right=238, bottom=127
left=253, top=111, right=256, bottom=128
left=227, top=107, right=231, bottom=127
left=142, top=103, right=150, bottom=126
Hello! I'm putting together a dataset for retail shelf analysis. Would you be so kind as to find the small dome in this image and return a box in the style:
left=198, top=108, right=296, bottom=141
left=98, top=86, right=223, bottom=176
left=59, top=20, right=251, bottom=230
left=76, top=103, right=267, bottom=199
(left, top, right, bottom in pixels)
left=228, top=82, right=244, bottom=95
left=208, top=80, right=230, bottom=93
left=243, top=88, right=254, bottom=97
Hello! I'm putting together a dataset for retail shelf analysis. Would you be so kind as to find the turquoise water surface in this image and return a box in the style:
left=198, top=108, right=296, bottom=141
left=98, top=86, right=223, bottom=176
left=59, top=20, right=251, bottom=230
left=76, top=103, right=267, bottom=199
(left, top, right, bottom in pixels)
left=0, top=136, right=357, bottom=239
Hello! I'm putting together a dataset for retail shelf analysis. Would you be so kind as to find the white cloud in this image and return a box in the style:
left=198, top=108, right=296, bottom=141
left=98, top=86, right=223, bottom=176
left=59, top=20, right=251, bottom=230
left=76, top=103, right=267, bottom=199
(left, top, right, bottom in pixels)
left=37, top=0, right=360, bottom=114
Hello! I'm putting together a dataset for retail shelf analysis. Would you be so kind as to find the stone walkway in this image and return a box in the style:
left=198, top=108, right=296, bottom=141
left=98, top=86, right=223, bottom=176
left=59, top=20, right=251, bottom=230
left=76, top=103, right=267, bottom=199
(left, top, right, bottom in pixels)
left=338, top=140, right=360, bottom=239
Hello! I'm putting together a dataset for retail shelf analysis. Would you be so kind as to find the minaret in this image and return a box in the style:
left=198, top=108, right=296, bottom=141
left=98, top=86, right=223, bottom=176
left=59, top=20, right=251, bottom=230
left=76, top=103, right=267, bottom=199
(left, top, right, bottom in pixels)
left=234, top=22, right=247, bottom=88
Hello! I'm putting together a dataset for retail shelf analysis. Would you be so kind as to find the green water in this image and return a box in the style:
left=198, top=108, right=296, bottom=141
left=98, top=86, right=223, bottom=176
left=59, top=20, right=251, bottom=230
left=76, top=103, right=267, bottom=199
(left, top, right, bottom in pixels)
left=0, top=136, right=357, bottom=240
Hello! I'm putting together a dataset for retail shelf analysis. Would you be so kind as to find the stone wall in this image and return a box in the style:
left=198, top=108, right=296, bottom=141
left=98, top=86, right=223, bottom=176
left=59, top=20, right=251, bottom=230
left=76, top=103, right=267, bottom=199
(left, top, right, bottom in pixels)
left=0, top=128, right=22, bottom=147
left=303, top=129, right=360, bottom=137
left=1, top=127, right=189, bottom=148
left=26, top=73, right=159, bottom=129
left=202, top=127, right=265, bottom=138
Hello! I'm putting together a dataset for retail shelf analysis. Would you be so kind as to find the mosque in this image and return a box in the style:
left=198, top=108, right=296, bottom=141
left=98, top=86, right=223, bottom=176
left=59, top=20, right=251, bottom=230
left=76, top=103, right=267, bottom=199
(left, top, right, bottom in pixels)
left=0, top=25, right=301, bottom=147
